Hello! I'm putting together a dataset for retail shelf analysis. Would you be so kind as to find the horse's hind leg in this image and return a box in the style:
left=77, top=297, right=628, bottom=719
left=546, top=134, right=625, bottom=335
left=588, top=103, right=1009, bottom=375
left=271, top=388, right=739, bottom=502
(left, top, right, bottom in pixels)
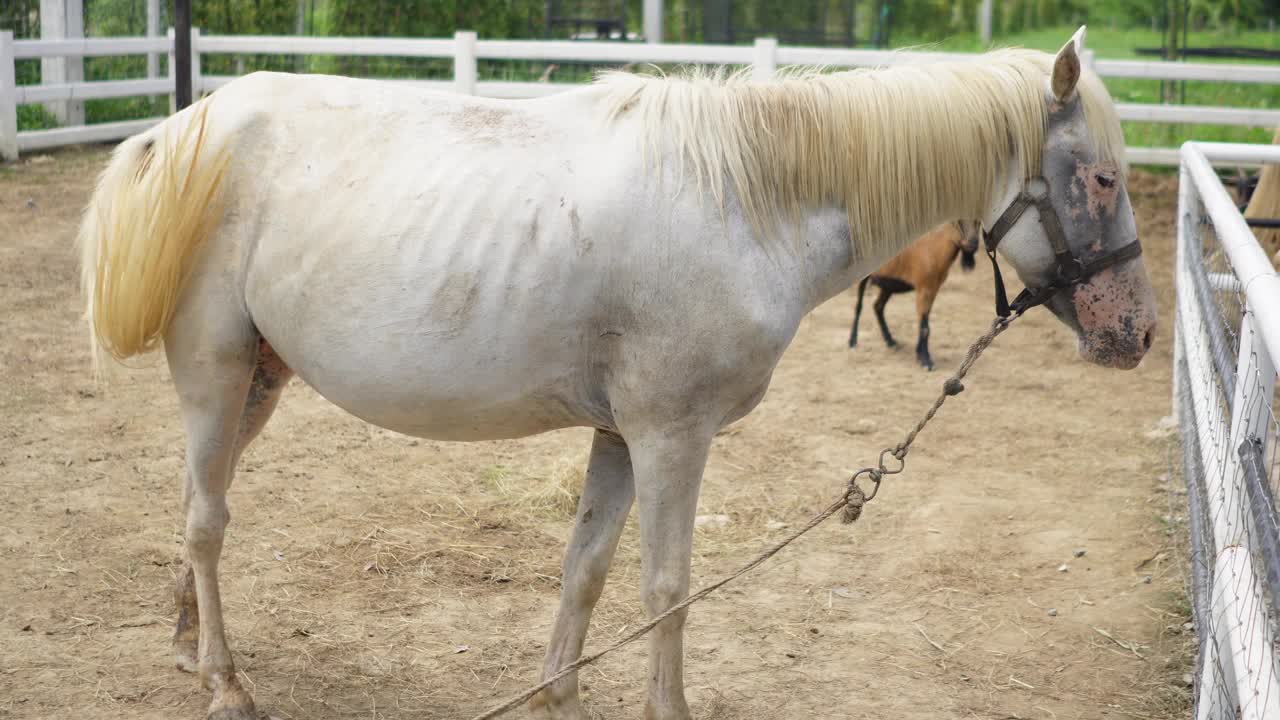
left=164, top=295, right=269, bottom=720
left=174, top=338, right=292, bottom=676
left=873, top=285, right=899, bottom=348
left=532, top=430, right=634, bottom=719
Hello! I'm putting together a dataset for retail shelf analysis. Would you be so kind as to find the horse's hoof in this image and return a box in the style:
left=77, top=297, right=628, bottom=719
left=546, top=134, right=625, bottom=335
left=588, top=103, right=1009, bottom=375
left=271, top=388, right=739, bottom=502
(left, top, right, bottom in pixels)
left=530, top=687, right=588, bottom=720
left=644, top=699, right=693, bottom=720
left=207, top=681, right=258, bottom=720
left=207, top=709, right=260, bottom=720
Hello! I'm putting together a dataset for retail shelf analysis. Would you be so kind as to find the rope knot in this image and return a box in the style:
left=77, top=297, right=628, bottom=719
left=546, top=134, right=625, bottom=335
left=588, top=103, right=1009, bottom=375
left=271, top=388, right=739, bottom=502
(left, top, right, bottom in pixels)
left=943, top=378, right=965, bottom=396
left=842, top=482, right=867, bottom=524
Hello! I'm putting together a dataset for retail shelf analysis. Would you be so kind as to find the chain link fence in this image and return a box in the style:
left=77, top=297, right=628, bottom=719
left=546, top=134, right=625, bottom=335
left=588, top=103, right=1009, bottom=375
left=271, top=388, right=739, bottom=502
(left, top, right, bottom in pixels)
left=1174, top=143, right=1280, bottom=720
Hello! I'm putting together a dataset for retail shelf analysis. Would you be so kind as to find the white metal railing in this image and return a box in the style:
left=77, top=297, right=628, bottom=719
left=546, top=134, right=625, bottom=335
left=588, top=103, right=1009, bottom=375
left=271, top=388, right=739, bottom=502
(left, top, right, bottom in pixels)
left=1174, top=140, right=1280, bottom=720
left=3, top=29, right=1280, bottom=161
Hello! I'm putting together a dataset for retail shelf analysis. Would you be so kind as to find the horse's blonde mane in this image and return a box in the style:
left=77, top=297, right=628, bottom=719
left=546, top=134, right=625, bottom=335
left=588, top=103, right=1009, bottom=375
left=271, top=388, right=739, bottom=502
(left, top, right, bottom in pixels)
left=595, top=47, right=1126, bottom=254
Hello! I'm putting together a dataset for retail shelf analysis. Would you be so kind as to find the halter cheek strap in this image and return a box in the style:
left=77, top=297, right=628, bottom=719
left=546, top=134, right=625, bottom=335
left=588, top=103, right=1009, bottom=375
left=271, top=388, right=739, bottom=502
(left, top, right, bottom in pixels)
left=983, top=176, right=1143, bottom=318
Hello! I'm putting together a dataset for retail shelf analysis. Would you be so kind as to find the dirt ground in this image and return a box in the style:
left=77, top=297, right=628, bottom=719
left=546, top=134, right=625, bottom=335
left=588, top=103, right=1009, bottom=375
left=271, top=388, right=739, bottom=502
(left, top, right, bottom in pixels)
left=1, top=147, right=1192, bottom=720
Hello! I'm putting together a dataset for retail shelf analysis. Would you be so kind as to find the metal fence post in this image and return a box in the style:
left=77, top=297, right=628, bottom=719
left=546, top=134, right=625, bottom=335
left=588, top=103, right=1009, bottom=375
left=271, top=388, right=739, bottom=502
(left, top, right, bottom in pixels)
left=752, top=37, right=777, bottom=81
left=174, top=0, right=192, bottom=110
left=0, top=31, right=17, bottom=162
left=454, top=31, right=477, bottom=95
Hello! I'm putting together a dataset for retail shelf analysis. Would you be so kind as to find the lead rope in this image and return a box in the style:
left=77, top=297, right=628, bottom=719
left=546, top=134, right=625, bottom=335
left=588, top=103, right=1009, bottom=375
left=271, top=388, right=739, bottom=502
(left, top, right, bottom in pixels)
left=467, top=314, right=1018, bottom=720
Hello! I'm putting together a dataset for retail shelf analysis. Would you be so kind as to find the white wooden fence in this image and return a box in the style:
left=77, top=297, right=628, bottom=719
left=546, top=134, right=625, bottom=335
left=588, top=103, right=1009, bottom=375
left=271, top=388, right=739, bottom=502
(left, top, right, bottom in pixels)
left=1174, top=140, right=1280, bottom=720
left=3, top=29, right=1280, bottom=163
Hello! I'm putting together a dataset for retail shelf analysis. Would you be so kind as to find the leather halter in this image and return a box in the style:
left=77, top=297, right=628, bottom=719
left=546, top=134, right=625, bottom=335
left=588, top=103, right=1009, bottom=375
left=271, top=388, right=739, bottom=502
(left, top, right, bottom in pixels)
left=983, top=176, right=1143, bottom=318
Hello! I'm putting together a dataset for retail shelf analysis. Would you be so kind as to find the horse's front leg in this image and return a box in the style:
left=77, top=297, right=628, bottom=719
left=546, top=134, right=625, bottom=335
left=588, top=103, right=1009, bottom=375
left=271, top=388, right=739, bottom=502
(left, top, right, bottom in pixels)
left=532, top=430, right=635, bottom=719
left=628, top=424, right=715, bottom=720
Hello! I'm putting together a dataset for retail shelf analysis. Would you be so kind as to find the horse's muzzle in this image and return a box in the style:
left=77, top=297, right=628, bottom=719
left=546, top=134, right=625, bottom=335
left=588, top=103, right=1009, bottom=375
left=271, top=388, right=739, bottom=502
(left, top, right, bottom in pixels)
left=1064, top=259, right=1158, bottom=370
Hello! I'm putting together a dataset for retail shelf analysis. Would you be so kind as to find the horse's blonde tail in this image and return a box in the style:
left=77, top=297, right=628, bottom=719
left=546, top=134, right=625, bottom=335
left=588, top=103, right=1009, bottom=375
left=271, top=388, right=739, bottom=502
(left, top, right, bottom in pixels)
left=78, top=98, right=231, bottom=374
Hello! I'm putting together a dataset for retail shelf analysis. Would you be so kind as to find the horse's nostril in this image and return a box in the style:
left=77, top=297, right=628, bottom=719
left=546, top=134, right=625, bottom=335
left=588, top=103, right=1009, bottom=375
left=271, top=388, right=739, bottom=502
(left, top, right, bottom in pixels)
left=1142, top=326, right=1155, bottom=352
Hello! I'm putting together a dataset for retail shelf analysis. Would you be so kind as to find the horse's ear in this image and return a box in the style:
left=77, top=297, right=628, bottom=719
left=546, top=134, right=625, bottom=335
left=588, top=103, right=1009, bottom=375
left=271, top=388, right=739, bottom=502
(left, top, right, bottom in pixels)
left=1052, top=26, right=1085, bottom=101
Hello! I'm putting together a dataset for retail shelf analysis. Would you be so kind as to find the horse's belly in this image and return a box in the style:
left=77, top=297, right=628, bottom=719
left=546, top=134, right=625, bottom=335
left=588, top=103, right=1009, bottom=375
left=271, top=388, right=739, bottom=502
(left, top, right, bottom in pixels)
left=261, top=317, right=600, bottom=440
left=301, top=365, right=590, bottom=440
left=245, top=243, right=607, bottom=441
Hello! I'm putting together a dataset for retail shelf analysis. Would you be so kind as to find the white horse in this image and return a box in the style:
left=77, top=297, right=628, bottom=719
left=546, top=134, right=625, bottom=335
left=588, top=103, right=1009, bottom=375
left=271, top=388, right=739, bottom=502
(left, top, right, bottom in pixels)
left=78, top=27, right=1156, bottom=720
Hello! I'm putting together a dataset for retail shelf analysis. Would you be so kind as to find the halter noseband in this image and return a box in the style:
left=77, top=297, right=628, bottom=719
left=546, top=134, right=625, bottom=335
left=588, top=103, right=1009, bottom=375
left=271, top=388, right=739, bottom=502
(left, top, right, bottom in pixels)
left=982, top=176, right=1143, bottom=318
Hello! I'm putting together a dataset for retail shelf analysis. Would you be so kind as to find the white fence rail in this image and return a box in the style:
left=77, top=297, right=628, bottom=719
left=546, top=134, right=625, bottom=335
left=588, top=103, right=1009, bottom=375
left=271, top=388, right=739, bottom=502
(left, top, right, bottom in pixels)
left=1174, top=140, right=1280, bottom=720
left=2, top=29, right=1280, bottom=161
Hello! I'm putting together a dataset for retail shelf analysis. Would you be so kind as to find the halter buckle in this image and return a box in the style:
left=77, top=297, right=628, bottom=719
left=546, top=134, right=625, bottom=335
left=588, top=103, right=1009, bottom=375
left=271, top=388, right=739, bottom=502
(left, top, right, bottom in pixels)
left=1024, top=177, right=1050, bottom=201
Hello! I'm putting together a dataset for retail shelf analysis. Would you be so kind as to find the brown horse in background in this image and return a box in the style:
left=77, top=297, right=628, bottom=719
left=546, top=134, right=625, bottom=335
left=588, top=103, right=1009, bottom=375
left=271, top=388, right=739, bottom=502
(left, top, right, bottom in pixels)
left=848, top=220, right=982, bottom=370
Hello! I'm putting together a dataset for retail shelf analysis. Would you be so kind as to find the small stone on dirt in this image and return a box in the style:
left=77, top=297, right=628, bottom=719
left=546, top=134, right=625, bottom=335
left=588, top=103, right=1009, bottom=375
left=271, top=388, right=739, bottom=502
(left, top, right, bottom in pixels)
left=1047, top=608, right=1058, bottom=617
left=273, top=550, right=285, bottom=561
left=1183, top=622, right=1194, bottom=632
left=766, top=520, right=788, bottom=530
left=845, top=419, right=877, bottom=435
left=453, top=645, right=469, bottom=654
left=25, top=198, right=36, bottom=209
left=1182, top=672, right=1194, bottom=687
left=1058, top=563, right=1069, bottom=573
left=831, top=586, right=854, bottom=599
left=1143, top=575, right=1152, bottom=584
left=1145, top=416, right=1178, bottom=439
left=1073, top=548, right=1087, bottom=558
left=695, top=514, right=731, bottom=530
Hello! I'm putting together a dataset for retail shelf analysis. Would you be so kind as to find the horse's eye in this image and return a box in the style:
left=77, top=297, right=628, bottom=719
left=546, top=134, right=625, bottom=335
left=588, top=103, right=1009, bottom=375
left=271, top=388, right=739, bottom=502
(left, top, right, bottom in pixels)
left=1096, top=174, right=1115, bottom=188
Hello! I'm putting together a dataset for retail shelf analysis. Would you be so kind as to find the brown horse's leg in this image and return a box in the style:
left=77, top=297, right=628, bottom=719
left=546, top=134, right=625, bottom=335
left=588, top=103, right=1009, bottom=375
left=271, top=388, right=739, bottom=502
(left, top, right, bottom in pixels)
left=873, top=285, right=899, bottom=348
left=174, top=338, right=292, bottom=677
left=915, top=287, right=938, bottom=370
left=849, top=275, right=871, bottom=348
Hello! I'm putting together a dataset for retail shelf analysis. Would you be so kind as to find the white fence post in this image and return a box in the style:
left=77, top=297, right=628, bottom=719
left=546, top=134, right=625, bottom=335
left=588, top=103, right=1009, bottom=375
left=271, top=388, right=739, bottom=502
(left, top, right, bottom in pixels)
left=0, top=31, right=18, bottom=162
left=167, top=27, right=176, bottom=113
left=40, top=0, right=84, bottom=126
left=978, top=0, right=992, bottom=45
left=454, top=31, right=477, bottom=95
left=147, top=0, right=161, bottom=104
left=752, top=37, right=777, bottom=81
left=644, top=0, right=663, bottom=43
left=191, top=27, right=202, bottom=98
